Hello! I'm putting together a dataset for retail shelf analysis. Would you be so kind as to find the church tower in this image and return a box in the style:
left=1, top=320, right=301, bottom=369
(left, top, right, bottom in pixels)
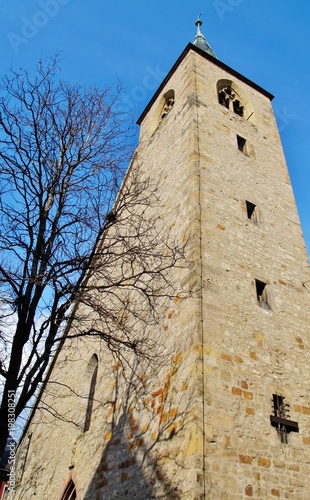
left=14, top=18, right=310, bottom=499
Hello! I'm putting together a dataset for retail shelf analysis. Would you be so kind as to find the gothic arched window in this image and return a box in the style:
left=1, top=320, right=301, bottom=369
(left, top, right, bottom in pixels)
left=61, top=479, right=77, bottom=500
left=160, top=89, right=175, bottom=120
left=84, top=354, right=98, bottom=432
left=218, top=86, right=244, bottom=117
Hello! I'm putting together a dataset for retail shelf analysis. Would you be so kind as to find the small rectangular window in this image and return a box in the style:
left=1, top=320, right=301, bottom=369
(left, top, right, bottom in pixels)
left=255, top=279, right=269, bottom=308
left=246, top=200, right=258, bottom=222
left=237, top=135, right=247, bottom=153
left=272, top=394, right=288, bottom=444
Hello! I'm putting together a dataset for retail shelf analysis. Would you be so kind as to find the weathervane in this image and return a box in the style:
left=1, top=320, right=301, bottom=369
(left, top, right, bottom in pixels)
left=195, top=13, right=203, bottom=26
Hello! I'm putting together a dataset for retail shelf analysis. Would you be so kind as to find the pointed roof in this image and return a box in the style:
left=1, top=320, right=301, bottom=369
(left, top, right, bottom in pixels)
left=193, top=15, right=217, bottom=58
left=137, top=43, right=273, bottom=125
left=137, top=18, right=274, bottom=125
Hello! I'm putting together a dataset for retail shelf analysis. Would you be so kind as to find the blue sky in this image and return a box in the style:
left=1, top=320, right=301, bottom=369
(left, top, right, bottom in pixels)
left=1, top=0, right=309, bottom=257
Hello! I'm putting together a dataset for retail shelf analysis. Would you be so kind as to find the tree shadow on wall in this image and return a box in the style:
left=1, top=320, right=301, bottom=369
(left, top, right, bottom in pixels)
left=83, top=365, right=190, bottom=499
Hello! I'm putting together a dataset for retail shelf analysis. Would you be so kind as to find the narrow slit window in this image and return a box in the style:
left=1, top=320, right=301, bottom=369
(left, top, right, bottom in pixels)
left=237, top=135, right=247, bottom=153
left=84, top=354, right=98, bottom=432
left=255, top=279, right=269, bottom=307
left=246, top=201, right=257, bottom=222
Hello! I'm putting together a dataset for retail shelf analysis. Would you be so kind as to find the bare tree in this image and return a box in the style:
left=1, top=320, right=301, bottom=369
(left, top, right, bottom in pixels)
left=0, top=57, right=184, bottom=457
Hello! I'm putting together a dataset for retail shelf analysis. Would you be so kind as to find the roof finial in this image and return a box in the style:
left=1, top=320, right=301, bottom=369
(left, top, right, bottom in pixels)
left=193, top=14, right=217, bottom=59
left=195, top=13, right=203, bottom=27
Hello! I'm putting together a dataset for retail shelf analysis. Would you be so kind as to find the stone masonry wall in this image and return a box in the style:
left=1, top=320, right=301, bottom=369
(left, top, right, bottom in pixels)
left=192, top=51, right=310, bottom=498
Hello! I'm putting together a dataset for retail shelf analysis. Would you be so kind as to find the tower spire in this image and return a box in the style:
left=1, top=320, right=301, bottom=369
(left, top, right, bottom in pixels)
left=193, top=14, right=217, bottom=58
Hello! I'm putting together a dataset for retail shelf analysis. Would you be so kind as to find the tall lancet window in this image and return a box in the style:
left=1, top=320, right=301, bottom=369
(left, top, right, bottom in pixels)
left=61, top=479, right=77, bottom=500
left=84, top=354, right=98, bottom=432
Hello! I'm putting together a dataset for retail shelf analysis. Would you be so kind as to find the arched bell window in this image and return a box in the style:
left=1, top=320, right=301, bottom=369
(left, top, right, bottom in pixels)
left=160, top=89, right=175, bottom=120
left=84, top=354, right=98, bottom=432
left=218, top=86, right=244, bottom=117
left=61, top=479, right=77, bottom=500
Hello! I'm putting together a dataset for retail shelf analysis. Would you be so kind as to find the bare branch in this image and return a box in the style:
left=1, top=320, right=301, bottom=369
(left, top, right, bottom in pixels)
left=0, top=56, right=185, bottom=457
